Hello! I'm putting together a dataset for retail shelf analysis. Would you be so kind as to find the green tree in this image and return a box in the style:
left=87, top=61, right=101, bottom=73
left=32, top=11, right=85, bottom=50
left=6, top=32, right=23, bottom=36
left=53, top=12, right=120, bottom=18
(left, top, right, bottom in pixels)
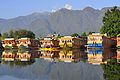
left=57, top=34, right=64, bottom=38
left=81, top=32, right=87, bottom=36
left=2, top=32, right=9, bottom=39
left=88, top=32, right=92, bottom=35
left=71, top=33, right=79, bottom=37
left=2, top=29, right=35, bottom=39
left=100, top=6, right=120, bottom=37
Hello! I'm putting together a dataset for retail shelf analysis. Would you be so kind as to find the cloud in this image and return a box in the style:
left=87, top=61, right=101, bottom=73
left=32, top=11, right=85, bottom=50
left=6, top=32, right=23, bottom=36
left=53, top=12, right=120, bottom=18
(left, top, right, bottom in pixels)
left=64, top=4, right=72, bottom=10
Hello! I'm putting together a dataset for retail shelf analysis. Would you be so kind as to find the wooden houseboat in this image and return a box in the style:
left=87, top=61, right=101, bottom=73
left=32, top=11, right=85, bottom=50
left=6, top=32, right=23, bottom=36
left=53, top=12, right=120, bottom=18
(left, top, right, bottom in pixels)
left=117, top=34, right=120, bottom=49
left=40, top=37, right=59, bottom=50
left=58, top=36, right=86, bottom=49
left=87, top=33, right=116, bottom=49
left=17, top=38, right=40, bottom=50
left=2, top=38, right=18, bottom=49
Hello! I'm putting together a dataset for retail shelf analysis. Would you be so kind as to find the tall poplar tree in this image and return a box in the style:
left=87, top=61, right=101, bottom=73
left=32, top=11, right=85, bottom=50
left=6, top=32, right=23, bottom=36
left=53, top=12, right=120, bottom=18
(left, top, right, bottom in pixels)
left=100, top=6, right=120, bottom=37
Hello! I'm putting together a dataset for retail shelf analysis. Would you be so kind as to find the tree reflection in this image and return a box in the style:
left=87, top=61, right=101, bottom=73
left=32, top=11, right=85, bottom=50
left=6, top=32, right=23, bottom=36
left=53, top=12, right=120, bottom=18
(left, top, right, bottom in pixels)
left=101, top=59, right=120, bottom=80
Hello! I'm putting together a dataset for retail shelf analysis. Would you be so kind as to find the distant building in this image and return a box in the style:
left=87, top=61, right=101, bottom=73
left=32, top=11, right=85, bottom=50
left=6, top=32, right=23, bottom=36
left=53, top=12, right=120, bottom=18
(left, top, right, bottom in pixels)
left=58, top=36, right=86, bottom=48
left=40, top=37, right=59, bottom=50
left=2, top=38, right=18, bottom=49
left=117, top=34, right=120, bottom=48
left=87, top=33, right=116, bottom=49
left=17, top=38, right=40, bottom=50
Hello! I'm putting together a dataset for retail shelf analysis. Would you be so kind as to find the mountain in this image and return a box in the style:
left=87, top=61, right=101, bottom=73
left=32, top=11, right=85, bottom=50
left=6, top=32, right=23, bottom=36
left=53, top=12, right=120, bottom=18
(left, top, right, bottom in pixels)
left=0, top=7, right=119, bottom=37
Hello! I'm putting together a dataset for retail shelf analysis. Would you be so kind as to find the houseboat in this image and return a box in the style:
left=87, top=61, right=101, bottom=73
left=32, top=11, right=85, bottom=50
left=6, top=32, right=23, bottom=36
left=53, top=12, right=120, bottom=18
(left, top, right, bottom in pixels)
left=2, top=38, right=18, bottom=50
left=87, top=33, right=116, bottom=49
left=117, top=34, right=120, bottom=49
left=58, top=36, right=86, bottom=49
left=0, top=40, right=3, bottom=50
left=17, top=38, right=40, bottom=50
left=40, top=37, right=59, bottom=51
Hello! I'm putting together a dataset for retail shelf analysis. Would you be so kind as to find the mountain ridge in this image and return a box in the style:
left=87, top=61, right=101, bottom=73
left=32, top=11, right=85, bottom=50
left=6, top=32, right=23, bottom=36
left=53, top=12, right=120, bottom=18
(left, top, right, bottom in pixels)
left=0, top=7, right=119, bottom=37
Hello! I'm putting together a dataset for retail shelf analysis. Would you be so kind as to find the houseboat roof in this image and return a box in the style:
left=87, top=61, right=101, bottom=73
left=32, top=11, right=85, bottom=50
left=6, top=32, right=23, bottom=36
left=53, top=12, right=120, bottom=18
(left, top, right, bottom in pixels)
left=4, top=38, right=15, bottom=40
left=91, top=33, right=107, bottom=36
left=117, top=34, right=120, bottom=37
left=19, top=38, right=30, bottom=39
left=64, top=36, right=73, bottom=38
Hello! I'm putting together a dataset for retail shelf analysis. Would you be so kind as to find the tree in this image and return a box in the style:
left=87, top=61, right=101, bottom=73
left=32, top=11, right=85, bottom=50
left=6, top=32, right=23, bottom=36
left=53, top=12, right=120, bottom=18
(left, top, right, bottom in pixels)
left=2, top=29, right=35, bottom=39
left=71, top=33, right=79, bottom=37
left=57, top=34, right=63, bottom=38
left=100, top=6, right=120, bottom=37
left=81, top=32, right=87, bottom=36
left=88, top=32, right=92, bottom=35
left=2, top=32, right=9, bottom=39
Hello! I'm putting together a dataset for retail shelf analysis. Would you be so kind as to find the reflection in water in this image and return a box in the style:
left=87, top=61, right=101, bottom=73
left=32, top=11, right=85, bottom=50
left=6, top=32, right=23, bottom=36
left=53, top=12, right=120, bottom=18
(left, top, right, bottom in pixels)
left=40, top=50, right=87, bottom=63
left=59, top=50, right=87, bottom=62
left=1, top=50, right=41, bottom=67
left=0, top=49, right=119, bottom=80
left=87, top=49, right=116, bottom=65
left=101, top=59, right=120, bottom=80
left=117, top=49, right=120, bottom=63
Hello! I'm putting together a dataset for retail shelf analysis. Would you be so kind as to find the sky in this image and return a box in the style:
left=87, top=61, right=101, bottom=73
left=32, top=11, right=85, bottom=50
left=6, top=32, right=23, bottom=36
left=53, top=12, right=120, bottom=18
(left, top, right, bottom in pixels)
left=0, top=0, right=120, bottom=19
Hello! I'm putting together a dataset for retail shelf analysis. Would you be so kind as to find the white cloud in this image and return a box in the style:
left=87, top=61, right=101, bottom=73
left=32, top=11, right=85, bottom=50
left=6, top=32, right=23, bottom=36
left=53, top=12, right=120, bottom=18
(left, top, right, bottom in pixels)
left=51, top=9, right=56, bottom=12
left=64, top=4, right=72, bottom=10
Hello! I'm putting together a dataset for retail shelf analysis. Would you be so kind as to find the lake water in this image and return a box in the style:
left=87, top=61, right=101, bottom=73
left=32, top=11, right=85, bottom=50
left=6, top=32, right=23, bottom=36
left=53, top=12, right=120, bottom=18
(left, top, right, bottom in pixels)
left=0, top=49, right=119, bottom=80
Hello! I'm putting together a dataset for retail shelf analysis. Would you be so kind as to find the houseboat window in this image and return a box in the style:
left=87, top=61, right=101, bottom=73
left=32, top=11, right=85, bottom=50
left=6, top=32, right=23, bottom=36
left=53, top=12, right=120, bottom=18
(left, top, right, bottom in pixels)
left=67, top=40, right=69, bottom=42
left=118, top=35, right=120, bottom=37
left=2, top=41, right=5, bottom=44
left=16, top=41, right=19, bottom=44
left=9, top=42, right=11, bottom=44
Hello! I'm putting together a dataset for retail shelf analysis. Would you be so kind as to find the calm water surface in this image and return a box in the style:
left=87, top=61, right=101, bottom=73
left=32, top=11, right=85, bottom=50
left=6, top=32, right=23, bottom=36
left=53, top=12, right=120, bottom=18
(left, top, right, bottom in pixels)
left=0, top=49, right=119, bottom=80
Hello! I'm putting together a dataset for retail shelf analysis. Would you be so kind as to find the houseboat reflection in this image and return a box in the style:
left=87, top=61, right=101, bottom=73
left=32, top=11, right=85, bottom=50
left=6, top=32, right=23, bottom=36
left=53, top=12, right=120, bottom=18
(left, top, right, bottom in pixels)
left=1, top=50, right=41, bottom=66
left=59, top=49, right=87, bottom=62
left=87, top=49, right=116, bottom=65
left=40, top=49, right=87, bottom=63
left=40, top=50, right=60, bottom=62
left=117, top=49, right=120, bottom=63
